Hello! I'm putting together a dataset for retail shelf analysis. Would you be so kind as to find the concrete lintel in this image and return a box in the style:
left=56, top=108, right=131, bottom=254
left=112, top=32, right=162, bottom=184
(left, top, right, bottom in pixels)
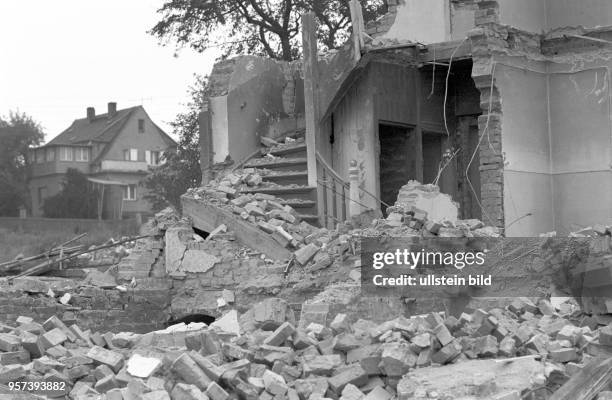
left=418, top=40, right=472, bottom=63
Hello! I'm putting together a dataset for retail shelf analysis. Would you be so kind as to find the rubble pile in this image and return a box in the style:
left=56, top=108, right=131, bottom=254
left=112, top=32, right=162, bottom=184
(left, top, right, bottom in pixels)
left=3, top=296, right=612, bottom=399
left=370, top=181, right=501, bottom=239
left=184, top=177, right=356, bottom=272
left=143, top=207, right=184, bottom=237
left=183, top=177, right=503, bottom=275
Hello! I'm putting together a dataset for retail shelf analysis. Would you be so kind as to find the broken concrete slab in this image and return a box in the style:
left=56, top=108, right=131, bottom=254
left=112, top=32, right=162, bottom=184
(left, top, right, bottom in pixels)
left=165, top=226, right=190, bottom=274
left=182, top=196, right=291, bottom=260
left=399, top=357, right=542, bottom=398
left=394, top=181, right=458, bottom=223
left=126, top=353, right=162, bottom=378
left=210, top=310, right=240, bottom=336
left=181, top=249, right=220, bottom=273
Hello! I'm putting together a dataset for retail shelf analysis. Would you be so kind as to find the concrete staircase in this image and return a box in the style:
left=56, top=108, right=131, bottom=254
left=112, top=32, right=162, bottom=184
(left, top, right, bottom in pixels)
left=242, top=133, right=319, bottom=226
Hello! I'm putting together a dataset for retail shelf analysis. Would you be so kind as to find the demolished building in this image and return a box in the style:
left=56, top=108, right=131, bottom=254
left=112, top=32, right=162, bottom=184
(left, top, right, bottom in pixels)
left=201, top=0, right=612, bottom=236
left=1, top=1, right=612, bottom=399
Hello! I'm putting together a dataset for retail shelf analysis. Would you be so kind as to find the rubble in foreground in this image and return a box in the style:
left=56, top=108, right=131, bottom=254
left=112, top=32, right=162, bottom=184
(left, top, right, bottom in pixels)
left=3, top=294, right=612, bottom=399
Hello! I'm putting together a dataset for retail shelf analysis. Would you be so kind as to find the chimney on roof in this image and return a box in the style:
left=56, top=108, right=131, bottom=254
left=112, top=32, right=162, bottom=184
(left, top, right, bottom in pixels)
left=86, top=107, right=95, bottom=122
left=107, top=102, right=117, bottom=118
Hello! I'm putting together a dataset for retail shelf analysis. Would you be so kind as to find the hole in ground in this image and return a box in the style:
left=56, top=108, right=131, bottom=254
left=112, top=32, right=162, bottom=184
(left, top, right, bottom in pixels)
left=165, top=314, right=216, bottom=327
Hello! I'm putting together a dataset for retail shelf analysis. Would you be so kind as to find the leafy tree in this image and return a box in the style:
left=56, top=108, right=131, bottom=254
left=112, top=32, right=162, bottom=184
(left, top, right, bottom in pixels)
left=0, top=111, right=45, bottom=216
left=142, top=75, right=207, bottom=211
left=150, top=0, right=387, bottom=61
left=42, top=169, right=98, bottom=219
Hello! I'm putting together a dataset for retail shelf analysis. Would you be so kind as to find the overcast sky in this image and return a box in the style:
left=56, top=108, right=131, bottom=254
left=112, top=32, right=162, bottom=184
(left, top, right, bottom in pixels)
left=0, top=0, right=219, bottom=142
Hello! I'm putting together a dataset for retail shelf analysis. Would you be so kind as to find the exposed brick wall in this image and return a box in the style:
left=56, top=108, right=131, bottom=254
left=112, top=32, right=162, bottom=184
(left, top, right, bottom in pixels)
left=164, top=232, right=323, bottom=320
left=206, top=59, right=237, bottom=97
left=117, top=237, right=165, bottom=280
left=0, top=278, right=170, bottom=333
left=470, top=23, right=505, bottom=228
left=474, top=0, right=500, bottom=26
left=279, top=61, right=302, bottom=116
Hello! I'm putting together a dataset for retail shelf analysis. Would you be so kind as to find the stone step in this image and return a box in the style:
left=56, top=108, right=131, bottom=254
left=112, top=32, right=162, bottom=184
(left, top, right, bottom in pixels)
left=280, top=199, right=316, bottom=209
left=242, top=185, right=317, bottom=201
left=262, top=171, right=308, bottom=186
left=244, top=157, right=307, bottom=172
left=267, top=143, right=307, bottom=158
left=281, top=199, right=317, bottom=218
left=297, top=214, right=320, bottom=225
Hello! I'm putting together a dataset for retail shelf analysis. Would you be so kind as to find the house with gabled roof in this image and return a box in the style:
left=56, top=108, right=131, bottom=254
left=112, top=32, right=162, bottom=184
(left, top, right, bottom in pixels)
left=29, top=102, right=176, bottom=219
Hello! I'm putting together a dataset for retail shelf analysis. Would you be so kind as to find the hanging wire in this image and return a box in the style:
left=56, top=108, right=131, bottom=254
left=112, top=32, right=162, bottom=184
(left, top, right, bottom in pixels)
left=443, top=37, right=468, bottom=137
left=428, top=46, right=436, bottom=99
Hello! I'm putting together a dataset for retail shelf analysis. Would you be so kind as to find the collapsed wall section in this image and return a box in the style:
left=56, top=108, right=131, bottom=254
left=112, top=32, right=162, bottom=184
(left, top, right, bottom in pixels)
left=205, top=56, right=305, bottom=165
left=365, top=0, right=479, bottom=45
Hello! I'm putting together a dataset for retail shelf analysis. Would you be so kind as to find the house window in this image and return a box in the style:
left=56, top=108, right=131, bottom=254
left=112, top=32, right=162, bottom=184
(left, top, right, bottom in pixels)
left=123, top=148, right=138, bottom=161
left=46, top=148, right=55, bottom=162
left=152, top=150, right=161, bottom=165
left=75, top=147, right=89, bottom=162
left=146, top=150, right=161, bottom=165
left=123, top=184, right=137, bottom=201
left=36, top=150, right=44, bottom=164
left=59, top=147, right=73, bottom=161
left=138, top=119, right=145, bottom=133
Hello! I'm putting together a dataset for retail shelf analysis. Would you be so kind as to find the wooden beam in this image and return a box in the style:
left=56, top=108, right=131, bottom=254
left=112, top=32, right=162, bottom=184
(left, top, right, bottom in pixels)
left=181, top=196, right=291, bottom=261
left=550, top=357, right=612, bottom=400
left=348, top=0, right=362, bottom=62
left=356, top=1, right=365, bottom=48
left=302, top=12, right=319, bottom=188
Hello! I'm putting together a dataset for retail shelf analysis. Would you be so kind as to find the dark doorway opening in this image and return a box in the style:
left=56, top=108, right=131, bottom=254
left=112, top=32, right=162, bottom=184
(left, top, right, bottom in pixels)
left=166, top=314, right=216, bottom=327
left=378, top=123, right=417, bottom=214
left=422, top=132, right=443, bottom=185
